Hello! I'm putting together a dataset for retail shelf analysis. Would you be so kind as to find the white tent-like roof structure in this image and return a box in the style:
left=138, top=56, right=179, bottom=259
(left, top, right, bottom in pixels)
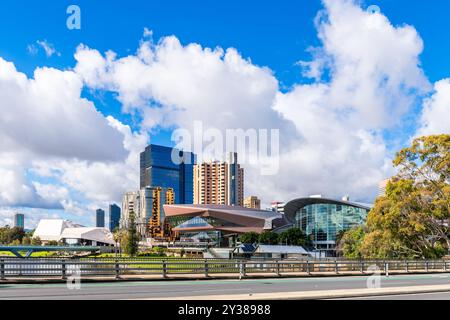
left=33, top=219, right=82, bottom=242
left=33, top=219, right=115, bottom=246
left=60, top=227, right=115, bottom=246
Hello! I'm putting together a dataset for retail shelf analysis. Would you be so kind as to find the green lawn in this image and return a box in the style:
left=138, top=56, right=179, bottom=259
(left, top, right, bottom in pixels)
left=0, top=251, right=61, bottom=258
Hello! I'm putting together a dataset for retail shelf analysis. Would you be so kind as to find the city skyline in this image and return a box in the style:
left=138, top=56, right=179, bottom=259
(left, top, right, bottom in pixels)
left=1, top=0, right=450, bottom=228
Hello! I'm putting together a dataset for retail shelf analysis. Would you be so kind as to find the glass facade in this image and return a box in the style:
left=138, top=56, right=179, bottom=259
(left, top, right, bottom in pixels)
left=294, top=203, right=369, bottom=250
left=96, top=209, right=105, bottom=228
left=109, top=204, right=121, bottom=231
left=140, top=144, right=196, bottom=204
left=14, top=213, right=25, bottom=229
left=176, top=216, right=213, bottom=229
left=166, top=215, right=239, bottom=229
left=166, top=214, right=239, bottom=245
left=180, top=231, right=221, bottom=243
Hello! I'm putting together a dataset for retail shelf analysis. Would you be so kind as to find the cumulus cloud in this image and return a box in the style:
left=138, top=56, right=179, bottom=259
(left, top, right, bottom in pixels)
left=40, top=117, right=148, bottom=206
left=266, top=0, right=431, bottom=201
left=74, top=38, right=292, bottom=138
left=299, top=0, right=430, bottom=129
left=0, top=59, right=126, bottom=161
left=417, top=79, right=450, bottom=136
left=0, top=57, right=145, bottom=221
left=72, top=0, right=431, bottom=203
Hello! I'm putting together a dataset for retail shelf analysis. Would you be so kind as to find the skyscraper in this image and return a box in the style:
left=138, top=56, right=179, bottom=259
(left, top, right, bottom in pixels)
left=121, top=187, right=175, bottom=238
left=244, top=196, right=261, bottom=210
left=194, top=152, right=244, bottom=206
left=121, top=191, right=139, bottom=230
left=96, top=209, right=105, bottom=228
left=109, top=204, right=121, bottom=231
left=13, top=213, right=25, bottom=229
left=140, top=144, right=196, bottom=204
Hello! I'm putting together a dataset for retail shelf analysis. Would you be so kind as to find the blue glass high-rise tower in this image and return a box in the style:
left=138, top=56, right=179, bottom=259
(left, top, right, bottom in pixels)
left=96, top=209, right=105, bottom=228
left=14, top=213, right=25, bottom=230
left=140, top=144, right=196, bottom=204
left=109, top=204, right=121, bottom=231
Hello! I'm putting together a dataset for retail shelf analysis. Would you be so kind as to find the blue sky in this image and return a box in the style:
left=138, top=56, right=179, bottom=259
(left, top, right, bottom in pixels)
left=2, top=1, right=450, bottom=84
left=1, top=0, right=449, bottom=143
left=0, top=0, right=449, bottom=228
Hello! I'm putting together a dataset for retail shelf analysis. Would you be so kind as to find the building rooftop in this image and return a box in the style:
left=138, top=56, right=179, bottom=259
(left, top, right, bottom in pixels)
left=255, top=245, right=309, bottom=255
left=33, top=219, right=84, bottom=242
left=165, top=204, right=282, bottom=220
left=60, top=227, right=115, bottom=245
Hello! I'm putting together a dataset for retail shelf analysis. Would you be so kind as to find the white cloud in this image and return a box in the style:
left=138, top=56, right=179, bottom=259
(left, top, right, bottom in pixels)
left=0, top=57, right=145, bottom=220
left=72, top=0, right=430, bottom=203
left=143, top=27, right=153, bottom=38
left=74, top=38, right=289, bottom=137
left=266, top=0, right=430, bottom=202
left=27, top=44, right=38, bottom=56
left=0, top=59, right=126, bottom=161
left=417, top=79, right=450, bottom=136
left=37, top=40, right=60, bottom=57
left=27, top=40, right=60, bottom=58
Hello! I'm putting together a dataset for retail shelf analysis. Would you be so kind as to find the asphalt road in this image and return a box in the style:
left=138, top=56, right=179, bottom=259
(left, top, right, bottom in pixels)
left=0, top=273, right=449, bottom=300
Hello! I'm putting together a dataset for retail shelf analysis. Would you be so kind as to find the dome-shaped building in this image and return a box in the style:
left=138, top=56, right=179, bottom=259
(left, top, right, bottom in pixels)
left=280, top=196, right=372, bottom=256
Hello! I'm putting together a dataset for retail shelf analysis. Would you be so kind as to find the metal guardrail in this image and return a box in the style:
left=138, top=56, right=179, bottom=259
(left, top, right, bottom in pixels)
left=0, top=259, right=448, bottom=280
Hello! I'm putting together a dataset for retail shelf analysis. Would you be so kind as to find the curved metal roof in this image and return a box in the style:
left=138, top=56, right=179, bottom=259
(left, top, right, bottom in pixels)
left=164, top=204, right=282, bottom=220
left=283, top=197, right=372, bottom=224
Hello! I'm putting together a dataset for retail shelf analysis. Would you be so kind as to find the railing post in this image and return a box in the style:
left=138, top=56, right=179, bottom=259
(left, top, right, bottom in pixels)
left=276, top=261, right=280, bottom=276
left=384, top=262, right=389, bottom=277
left=204, top=259, right=209, bottom=278
left=360, top=261, right=364, bottom=274
left=444, top=260, right=447, bottom=272
left=162, top=260, right=168, bottom=278
left=115, top=260, right=121, bottom=280
left=306, top=261, right=311, bottom=275
left=0, top=259, right=5, bottom=280
left=405, top=260, right=409, bottom=273
left=425, top=261, right=429, bottom=273
left=335, top=261, right=339, bottom=274
left=61, top=259, right=67, bottom=280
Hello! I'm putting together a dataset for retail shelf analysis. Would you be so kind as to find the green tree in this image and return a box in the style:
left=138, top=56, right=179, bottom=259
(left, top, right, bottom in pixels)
left=336, top=226, right=366, bottom=259
left=239, top=232, right=259, bottom=244
left=278, top=228, right=309, bottom=246
left=258, top=231, right=279, bottom=245
left=344, top=135, right=450, bottom=259
left=124, top=211, right=139, bottom=256
left=11, top=239, right=21, bottom=245
left=0, top=227, right=25, bottom=245
left=31, top=237, right=42, bottom=246
left=113, top=229, right=127, bottom=246
left=22, top=236, right=32, bottom=245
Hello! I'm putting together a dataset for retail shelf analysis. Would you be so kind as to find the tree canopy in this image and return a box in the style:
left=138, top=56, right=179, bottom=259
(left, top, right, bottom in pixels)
left=278, top=228, right=309, bottom=246
left=339, top=135, right=450, bottom=259
left=124, top=211, right=139, bottom=256
left=0, top=227, right=25, bottom=245
left=258, top=231, right=279, bottom=245
left=239, top=232, right=259, bottom=244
